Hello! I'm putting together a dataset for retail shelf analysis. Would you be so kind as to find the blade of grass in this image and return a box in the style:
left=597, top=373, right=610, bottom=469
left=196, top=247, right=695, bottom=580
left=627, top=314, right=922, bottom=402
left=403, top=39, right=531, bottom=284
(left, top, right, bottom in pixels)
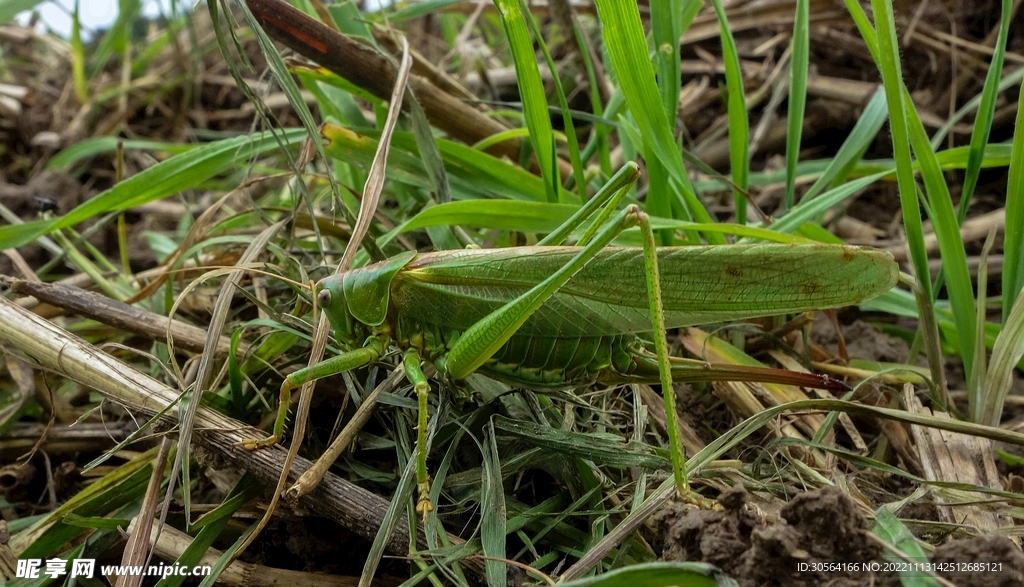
left=572, top=6, right=613, bottom=176
left=234, top=0, right=343, bottom=253
left=560, top=562, right=725, bottom=587
left=769, top=170, right=889, bottom=234
left=358, top=432, right=421, bottom=587
left=0, top=129, right=307, bottom=250
left=521, top=0, right=587, bottom=199
left=14, top=449, right=158, bottom=556
left=930, top=65, right=1024, bottom=149
left=320, top=126, right=577, bottom=203
left=494, top=0, right=559, bottom=202
left=593, top=0, right=724, bottom=243
left=647, top=0, right=682, bottom=240
left=1003, top=77, right=1024, bottom=320
left=650, top=0, right=681, bottom=123
left=979, top=287, right=1024, bottom=426
left=88, top=0, right=141, bottom=79
left=800, top=89, right=887, bottom=203
left=956, top=0, right=1013, bottom=216
left=903, top=94, right=977, bottom=388
left=708, top=0, right=749, bottom=224
left=969, top=230, right=997, bottom=419
left=152, top=476, right=260, bottom=587
left=0, top=0, right=46, bottom=24
left=783, top=0, right=810, bottom=210
left=494, top=416, right=668, bottom=469
left=70, top=0, right=87, bottom=104
left=481, top=420, right=507, bottom=587
left=925, top=0, right=1014, bottom=333
left=46, top=137, right=193, bottom=172
left=853, top=0, right=955, bottom=392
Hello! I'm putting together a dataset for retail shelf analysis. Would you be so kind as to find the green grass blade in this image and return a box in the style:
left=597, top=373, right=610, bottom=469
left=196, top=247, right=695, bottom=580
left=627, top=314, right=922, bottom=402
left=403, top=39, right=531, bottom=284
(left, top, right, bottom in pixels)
left=956, top=0, right=1013, bottom=214
left=708, top=0, right=749, bottom=223
left=16, top=452, right=156, bottom=557
left=88, top=0, right=141, bottom=79
left=980, top=290, right=1024, bottom=426
left=903, top=97, right=977, bottom=385
left=650, top=0, right=681, bottom=122
left=558, top=562, right=725, bottom=587
left=930, top=65, right=1024, bottom=149
left=858, top=0, right=939, bottom=350
left=320, top=127, right=577, bottom=203
left=494, top=416, right=668, bottom=469
left=46, top=137, right=193, bottom=171
left=407, top=96, right=452, bottom=206
left=481, top=420, right=507, bottom=587
left=388, top=0, right=463, bottom=22
left=494, top=0, right=559, bottom=202
left=234, top=0, right=355, bottom=250
left=593, top=0, right=724, bottom=243
left=359, top=436, right=420, bottom=587
left=871, top=511, right=944, bottom=587
left=70, top=0, right=87, bottom=103
left=0, top=0, right=46, bottom=24
left=0, top=130, right=307, bottom=250
left=521, top=0, right=587, bottom=198
left=784, top=0, right=810, bottom=210
left=648, top=0, right=682, bottom=236
left=155, top=475, right=260, bottom=587
left=1003, top=78, right=1024, bottom=320
left=770, top=171, right=889, bottom=234
left=968, top=232, right=996, bottom=412
left=328, top=0, right=375, bottom=39
left=402, top=201, right=577, bottom=233
left=801, top=89, right=887, bottom=202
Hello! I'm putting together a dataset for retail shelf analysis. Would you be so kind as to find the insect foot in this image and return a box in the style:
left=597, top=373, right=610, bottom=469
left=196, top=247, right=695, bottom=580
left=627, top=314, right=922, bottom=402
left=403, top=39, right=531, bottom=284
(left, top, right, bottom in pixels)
left=681, top=490, right=723, bottom=512
left=416, top=477, right=434, bottom=524
left=237, top=433, right=282, bottom=451
left=237, top=377, right=298, bottom=451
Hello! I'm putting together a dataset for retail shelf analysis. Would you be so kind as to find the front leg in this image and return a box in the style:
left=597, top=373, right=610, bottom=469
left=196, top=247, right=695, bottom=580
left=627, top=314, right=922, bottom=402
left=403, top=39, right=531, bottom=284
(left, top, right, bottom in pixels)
left=240, top=339, right=384, bottom=450
left=403, top=348, right=434, bottom=523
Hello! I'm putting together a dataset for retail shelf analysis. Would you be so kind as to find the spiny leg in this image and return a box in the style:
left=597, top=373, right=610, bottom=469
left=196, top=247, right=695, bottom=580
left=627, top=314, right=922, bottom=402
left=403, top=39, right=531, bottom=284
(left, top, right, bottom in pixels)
left=240, top=339, right=384, bottom=450
left=636, top=213, right=729, bottom=509
left=403, top=348, right=433, bottom=523
left=636, top=211, right=689, bottom=498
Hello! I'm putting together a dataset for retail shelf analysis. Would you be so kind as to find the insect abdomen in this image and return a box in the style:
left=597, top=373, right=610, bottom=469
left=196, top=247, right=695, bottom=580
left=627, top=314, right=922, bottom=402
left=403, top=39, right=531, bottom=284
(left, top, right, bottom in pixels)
left=394, top=314, right=636, bottom=390
left=481, top=334, right=635, bottom=390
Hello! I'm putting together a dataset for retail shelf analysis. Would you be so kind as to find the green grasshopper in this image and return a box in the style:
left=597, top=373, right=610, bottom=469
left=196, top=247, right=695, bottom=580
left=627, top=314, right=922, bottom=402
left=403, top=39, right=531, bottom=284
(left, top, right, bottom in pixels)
left=243, top=163, right=898, bottom=519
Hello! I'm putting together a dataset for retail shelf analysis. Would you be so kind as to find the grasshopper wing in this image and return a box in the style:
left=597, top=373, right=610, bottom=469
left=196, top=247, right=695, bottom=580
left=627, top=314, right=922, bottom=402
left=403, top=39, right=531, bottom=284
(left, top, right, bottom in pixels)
left=391, top=244, right=898, bottom=338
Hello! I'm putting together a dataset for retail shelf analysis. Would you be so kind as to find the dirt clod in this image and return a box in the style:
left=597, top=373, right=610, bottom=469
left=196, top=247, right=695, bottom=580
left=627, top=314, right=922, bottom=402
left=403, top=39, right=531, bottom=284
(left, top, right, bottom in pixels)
left=662, top=486, right=898, bottom=587
left=932, top=536, right=1024, bottom=587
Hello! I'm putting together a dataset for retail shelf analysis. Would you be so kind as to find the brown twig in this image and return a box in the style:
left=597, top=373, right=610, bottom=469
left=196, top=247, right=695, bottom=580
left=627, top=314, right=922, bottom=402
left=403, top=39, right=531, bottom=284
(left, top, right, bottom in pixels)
left=5, top=278, right=244, bottom=357
left=244, top=0, right=516, bottom=162
left=0, top=295, right=483, bottom=576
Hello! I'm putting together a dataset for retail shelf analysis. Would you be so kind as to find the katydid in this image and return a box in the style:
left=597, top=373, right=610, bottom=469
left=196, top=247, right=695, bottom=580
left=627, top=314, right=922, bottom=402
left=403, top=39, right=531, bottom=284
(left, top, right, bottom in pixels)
left=242, top=163, right=899, bottom=519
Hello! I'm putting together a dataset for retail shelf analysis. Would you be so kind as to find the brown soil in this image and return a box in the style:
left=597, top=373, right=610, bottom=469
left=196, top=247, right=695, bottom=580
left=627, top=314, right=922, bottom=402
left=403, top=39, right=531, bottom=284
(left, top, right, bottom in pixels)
left=662, top=486, right=899, bottom=586
left=659, top=485, right=1024, bottom=587
left=933, top=536, right=1024, bottom=587
left=812, top=317, right=912, bottom=365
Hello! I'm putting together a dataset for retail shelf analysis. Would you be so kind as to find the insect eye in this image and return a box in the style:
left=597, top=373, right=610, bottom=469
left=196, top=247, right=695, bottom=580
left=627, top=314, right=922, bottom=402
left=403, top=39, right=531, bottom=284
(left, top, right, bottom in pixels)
left=317, top=289, right=332, bottom=308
